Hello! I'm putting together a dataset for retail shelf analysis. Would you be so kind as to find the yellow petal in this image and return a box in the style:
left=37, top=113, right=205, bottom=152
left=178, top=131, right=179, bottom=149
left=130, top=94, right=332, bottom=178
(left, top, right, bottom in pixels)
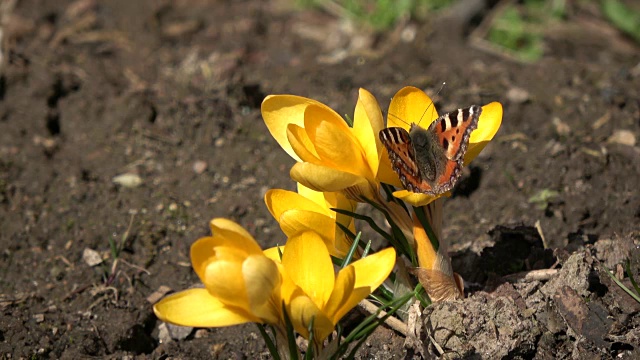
left=190, top=236, right=249, bottom=282
left=353, top=88, right=384, bottom=176
left=391, top=189, right=447, bottom=207
left=323, top=265, right=355, bottom=325
left=203, top=257, right=249, bottom=309
left=287, top=124, right=321, bottom=163
left=282, top=231, right=335, bottom=309
left=296, top=183, right=326, bottom=207
left=262, top=95, right=342, bottom=162
left=290, top=162, right=365, bottom=193
left=322, top=190, right=356, bottom=215
left=304, top=113, right=369, bottom=177
left=413, top=214, right=438, bottom=269
left=333, top=247, right=396, bottom=321
left=263, top=245, right=284, bottom=263
left=376, top=149, right=403, bottom=187
left=279, top=209, right=335, bottom=243
left=243, top=254, right=282, bottom=324
left=465, top=101, right=503, bottom=164
left=209, top=218, right=262, bottom=255
left=287, top=292, right=335, bottom=341
left=264, top=189, right=330, bottom=221
left=304, top=102, right=351, bottom=132
left=351, top=247, right=396, bottom=289
left=153, top=288, right=258, bottom=327
left=320, top=191, right=357, bottom=232
left=387, top=86, right=438, bottom=130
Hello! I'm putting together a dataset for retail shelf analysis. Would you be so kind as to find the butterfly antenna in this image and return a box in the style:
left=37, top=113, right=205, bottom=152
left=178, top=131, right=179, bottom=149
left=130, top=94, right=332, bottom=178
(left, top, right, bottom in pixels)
left=387, top=112, right=411, bottom=126
left=417, top=82, right=446, bottom=127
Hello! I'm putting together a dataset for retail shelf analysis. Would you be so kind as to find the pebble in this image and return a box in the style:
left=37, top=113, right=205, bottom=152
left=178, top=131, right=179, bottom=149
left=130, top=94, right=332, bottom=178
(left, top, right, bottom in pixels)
left=506, top=87, right=530, bottom=104
left=193, top=160, right=207, bottom=174
left=167, top=323, right=194, bottom=340
left=607, top=130, right=636, bottom=147
left=552, top=117, right=571, bottom=136
left=112, top=173, right=142, bottom=188
left=157, top=322, right=195, bottom=344
left=82, top=248, right=103, bottom=267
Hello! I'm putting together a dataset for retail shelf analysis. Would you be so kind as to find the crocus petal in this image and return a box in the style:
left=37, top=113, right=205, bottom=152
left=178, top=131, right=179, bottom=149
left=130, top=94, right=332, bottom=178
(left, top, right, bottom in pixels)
left=465, top=102, right=503, bottom=164
left=335, top=247, right=396, bottom=321
left=203, top=256, right=249, bottom=309
left=387, top=86, right=438, bottom=130
left=304, top=113, right=368, bottom=177
left=323, top=265, right=355, bottom=325
left=290, top=162, right=366, bottom=193
left=243, top=255, right=281, bottom=324
left=209, top=218, right=263, bottom=255
left=390, top=189, right=446, bottom=207
left=320, top=190, right=358, bottom=232
left=296, top=183, right=326, bottom=206
left=191, top=236, right=247, bottom=283
left=352, top=88, right=384, bottom=176
left=265, top=189, right=330, bottom=221
left=413, top=214, right=438, bottom=269
left=376, top=149, right=403, bottom=187
left=287, top=124, right=322, bottom=163
left=288, top=292, right=335, bottom=341
left=263, top=245, right=284, bottom=263
left=153, top=288, right=258, bottom=327
left=279, top=209, right=335, bottom=242
left=304, top=102, right=351, bottom=132
left=351, top=247, right=396, bottom=289
left=262, top=95, right=342, bottom=162
left=282, top=231, right=335, bottom=308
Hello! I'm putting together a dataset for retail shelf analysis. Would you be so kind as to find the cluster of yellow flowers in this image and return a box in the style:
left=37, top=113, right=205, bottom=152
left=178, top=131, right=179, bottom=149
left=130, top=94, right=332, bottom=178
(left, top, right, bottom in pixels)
left=153, top=86, right=502, bottom=356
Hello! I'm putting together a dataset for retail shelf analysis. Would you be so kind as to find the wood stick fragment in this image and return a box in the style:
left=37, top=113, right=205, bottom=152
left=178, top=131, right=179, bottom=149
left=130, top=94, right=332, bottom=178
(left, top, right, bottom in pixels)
left=502, top=268, right=558, bottom=283
left=358, top=299, right=408, bottom=336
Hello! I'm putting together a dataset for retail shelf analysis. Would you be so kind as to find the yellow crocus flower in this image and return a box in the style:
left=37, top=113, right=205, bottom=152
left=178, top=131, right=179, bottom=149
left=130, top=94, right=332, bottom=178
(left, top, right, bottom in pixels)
left=264, top=183, right=357, bottom=258
left=266, top=231, right=396, bottom=343
left=153, top=218, right=283, bottom=328
left=262, top=89, right=385, bottom=201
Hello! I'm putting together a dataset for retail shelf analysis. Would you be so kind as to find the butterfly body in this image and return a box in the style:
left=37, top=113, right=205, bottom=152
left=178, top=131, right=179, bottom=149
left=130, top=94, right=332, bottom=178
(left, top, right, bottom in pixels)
left=379, top=106, right=481, bottom=195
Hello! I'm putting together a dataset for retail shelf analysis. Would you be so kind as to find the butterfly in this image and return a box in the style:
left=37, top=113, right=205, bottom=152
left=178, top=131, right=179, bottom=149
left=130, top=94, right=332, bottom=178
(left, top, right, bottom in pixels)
left=379, top=105, right=481, bottom=195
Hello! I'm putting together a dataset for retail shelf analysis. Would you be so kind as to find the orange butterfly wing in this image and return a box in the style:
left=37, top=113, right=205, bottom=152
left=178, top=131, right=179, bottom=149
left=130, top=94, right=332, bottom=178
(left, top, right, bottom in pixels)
left=379, top=127, right=435, bottom=193
left=380, top=106, right=481, bottom=195
left=427, top=106, right=481, bottom=192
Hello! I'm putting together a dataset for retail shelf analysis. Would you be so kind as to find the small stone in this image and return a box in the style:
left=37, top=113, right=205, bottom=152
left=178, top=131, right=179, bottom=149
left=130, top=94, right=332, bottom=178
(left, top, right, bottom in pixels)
left=552, top=117, right=570, bottom=136
left=158, top=323, right=172, bottom=343
left=214, top=138, right=225, bottom=147
left=194, top=329, right=208, bottom=338
left=607, top=130, right=636, bottom=147
left=33, top=314, right=45, bottom=323
left=112, top=173, right=142, bottom=188
left=506, top=87, right=530, bottom=104
left=82, top=248, right=103, bottom=267
left=193, top=160, right=207, bottom=174
left=400, top=24, right=417, bottom=43
left=167, top=323, right=193, bottom=340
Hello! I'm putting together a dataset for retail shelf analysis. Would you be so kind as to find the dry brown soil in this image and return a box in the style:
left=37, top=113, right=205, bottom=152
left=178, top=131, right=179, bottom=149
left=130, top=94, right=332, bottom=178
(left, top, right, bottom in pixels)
left=1, top=0, right=639, bottom=358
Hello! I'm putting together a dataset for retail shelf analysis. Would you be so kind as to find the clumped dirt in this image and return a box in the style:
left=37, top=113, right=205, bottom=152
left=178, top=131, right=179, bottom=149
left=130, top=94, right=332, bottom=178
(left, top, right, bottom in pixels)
left=1, top=0, right=639, bottom=359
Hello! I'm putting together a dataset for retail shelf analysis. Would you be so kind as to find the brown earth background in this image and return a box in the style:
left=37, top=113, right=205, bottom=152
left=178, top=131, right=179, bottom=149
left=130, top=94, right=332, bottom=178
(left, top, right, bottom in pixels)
left=1, top=0, right=639, bottom=358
